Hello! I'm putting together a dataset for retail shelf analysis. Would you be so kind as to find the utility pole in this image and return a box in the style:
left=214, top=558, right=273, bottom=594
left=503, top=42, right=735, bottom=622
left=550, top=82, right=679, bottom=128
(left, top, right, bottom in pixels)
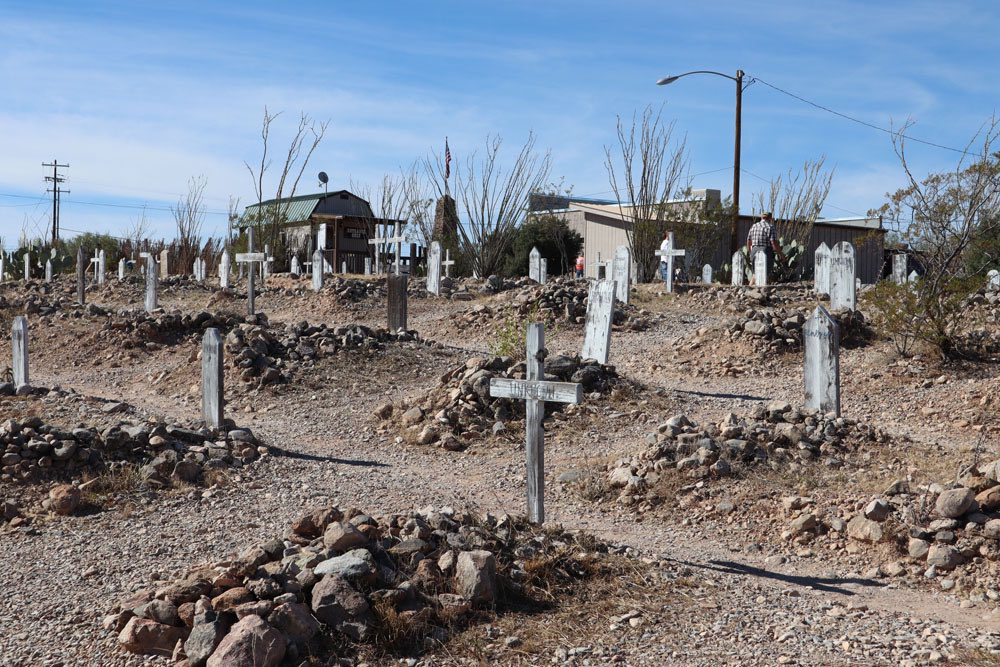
left=43, top=160, right=70, bottom=245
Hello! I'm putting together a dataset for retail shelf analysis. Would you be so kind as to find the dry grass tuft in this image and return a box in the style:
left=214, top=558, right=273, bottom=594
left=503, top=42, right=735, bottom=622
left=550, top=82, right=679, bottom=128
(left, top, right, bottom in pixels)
left=954, top=648, right=1000, bottom=666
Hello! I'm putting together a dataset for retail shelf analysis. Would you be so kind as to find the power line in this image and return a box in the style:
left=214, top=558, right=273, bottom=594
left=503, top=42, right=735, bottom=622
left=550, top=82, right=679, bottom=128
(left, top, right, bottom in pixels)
left=42, top=160, right=69, bottom=244
left=749, top=75, right=970, bottom=155
left=0, top=191, right=230, bottom=216
left=574, top=165, right=736, bottom=199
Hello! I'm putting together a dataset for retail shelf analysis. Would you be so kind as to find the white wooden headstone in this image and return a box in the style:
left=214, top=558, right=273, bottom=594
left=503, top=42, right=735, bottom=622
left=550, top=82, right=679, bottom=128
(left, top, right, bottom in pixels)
left=701, top=264, right=712, bottom=284
left=427, top=241, right=442, bottom=296
left=829, top=242, right=856, bottom=311
left=814, top=242, right=831, bottom=294
left=311, top=248, right=323, bottom=292
left=908, top=270, right=918, bottom=284
left=364, top=257, right=372, bottom=276
left=590, top=252, right=605, bottom=280
left=804, top=305, right=840, bottom=416
left=220, top=250, right=231, bottom=288
left=986, top=269, right=999, bottom=291
left=45, top=259, right=53, bottom=283
left=118, top=258, right=125, bottom=280
left=291, top=256, right=301, bottom=276
left=144, top=256, right=158, bottom=313
left=540, top=258, right=548, bottom=284
left=731, top=250, right=746, bottom=286
left=528, top=247, right=543, bottom=283
left=581, top=280, right=615, bottom=364
left=753, top=250, right=768, bottom=287
left=489, top=323, right=582, bottom=524
left=655, top=233, right=685, bottom=293
left=159, top=249, right=169, bottom=278
left=612, top=245, right=631, bottom=304
left=11, top=316, right=29, bottom=389
left=202, top=328, right=224, bottom=428
left=892, top=253, right=907, bottom=285
left=23, top=252, right=30, bottom=281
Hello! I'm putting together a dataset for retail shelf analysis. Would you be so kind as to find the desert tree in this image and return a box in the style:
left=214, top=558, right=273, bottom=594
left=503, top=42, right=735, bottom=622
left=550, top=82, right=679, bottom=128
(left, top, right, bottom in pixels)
left=445, top=133, right=551, bottom=277
left=172, top=175, right=207, bottom=270
left=869, top=116, right=1000, bottom=359
left=243, top=107, right=329, bottom=265
left=753, top=157, right=834, bottom=249
left=604, top=106, right=690, bottom=282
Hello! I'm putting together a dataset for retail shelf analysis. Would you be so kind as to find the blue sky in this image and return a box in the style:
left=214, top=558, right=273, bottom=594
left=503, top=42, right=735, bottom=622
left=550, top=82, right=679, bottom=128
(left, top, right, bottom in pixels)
left=0, top=0, right=996, bottom=247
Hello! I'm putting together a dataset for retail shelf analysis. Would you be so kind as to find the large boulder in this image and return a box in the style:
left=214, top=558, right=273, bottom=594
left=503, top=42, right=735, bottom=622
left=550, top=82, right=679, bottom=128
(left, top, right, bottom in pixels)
left=118, top=617, right=187, bottom=656
left=846, top=515, right=883, bottom=543
left=975, top=487, right=1000, bottom=513
left=267, top=602, right=320, bottom=645
left=935, top=487, right=976, bottom=519
left=206, top=615, right=284, bottom=667
left=926, top=544, right=962, bottom=570
left=323, top=521, right=368, bottom=552
left=184, top=621, right=228, bottom=667
left=310, top=575, right=372, bottom=641
left=46, top=484, right=81, bottom=515
left=455, top=550, right=496, bottom=603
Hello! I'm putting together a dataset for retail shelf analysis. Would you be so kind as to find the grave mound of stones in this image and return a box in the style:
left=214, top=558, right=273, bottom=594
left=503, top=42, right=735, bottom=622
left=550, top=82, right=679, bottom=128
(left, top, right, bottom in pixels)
left=0, top=291, right=104, bottom=318
left=685, top=283, right=817, bottom=307
left=729, top=303, right=873, bottom=351
left=376, top=354, right=630, bottom=450
left=0, top=414, right=264, bottom=497
left=99, top=310, right=244, bottom=350
left=225, top=319, right=419, bottom=387
left=779, top=459, right=1000, bottom=597
left=284, top=275, right=384, bottom=302
left=107, top=505, right=620, bottom=665
left=602, top=401, right=896, bottom=509
left=457, top=277, right=659, bottom=332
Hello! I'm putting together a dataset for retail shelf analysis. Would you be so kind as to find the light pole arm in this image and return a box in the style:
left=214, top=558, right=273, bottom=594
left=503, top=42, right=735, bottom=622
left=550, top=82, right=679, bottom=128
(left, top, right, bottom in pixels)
left=657, top=70, right=737, bottom=85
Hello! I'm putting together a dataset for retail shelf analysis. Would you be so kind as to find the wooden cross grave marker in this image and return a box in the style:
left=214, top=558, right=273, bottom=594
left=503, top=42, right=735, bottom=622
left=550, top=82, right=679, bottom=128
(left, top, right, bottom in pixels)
left=367, top=221, right=405, bottom=276
left=654, top=232, right=685, bottom=293
left=442, top=249, right=455, bottom=278
left=489, top=323, right=583, bottom=524
left=235, top=228, right=265, bottom=316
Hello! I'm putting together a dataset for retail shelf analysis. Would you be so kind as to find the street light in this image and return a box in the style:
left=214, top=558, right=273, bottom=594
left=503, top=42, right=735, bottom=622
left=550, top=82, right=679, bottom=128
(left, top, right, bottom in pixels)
left=657, top=69, right=745, bottom=255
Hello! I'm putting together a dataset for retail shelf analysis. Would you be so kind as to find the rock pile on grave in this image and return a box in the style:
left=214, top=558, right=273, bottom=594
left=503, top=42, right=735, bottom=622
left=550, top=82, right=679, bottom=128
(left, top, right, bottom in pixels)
left=106, top=505, right=618, bottom=664
left=407, top=276, right=476, bottom=301
left=225, top=320, right=419, bottom=387
left=376, top=354, right=627, bottom=450
left=456, top=277, right=658, bottom=332
left=100, top=310, right=243, bottom=350
left=778, top=459, right=1000, bottom=593
left=601, top=402, right=895, bottom=507
left=0, top=416, right=264, bottom=489
left=729, top=304, right=872, bottom=351
left=282, top=275, right=384, bottom=302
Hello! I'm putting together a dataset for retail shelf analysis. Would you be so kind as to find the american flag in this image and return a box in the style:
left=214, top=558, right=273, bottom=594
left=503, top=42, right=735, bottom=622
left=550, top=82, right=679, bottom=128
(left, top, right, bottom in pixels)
left=444, top=137, right=451, bottom=179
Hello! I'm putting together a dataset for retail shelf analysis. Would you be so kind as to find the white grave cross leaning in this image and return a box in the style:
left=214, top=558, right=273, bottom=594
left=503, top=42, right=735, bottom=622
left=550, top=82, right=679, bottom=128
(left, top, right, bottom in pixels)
left=655, top=233, right=685, bottom=293
left=804, top=305, right=840, bottom=416
left=612, top=245, right=631, bottom=304
left=489, top=323, right=582, bottom=524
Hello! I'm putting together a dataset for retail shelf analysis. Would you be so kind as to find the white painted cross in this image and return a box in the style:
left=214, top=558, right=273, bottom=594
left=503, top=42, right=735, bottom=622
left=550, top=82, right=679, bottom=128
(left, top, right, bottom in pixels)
left=814, top=242, right=831, bottom=294
left=235, top=228, right=264, bottom=315
left=489, top=323, right=583, bottom=525
left=612, top=245, right=631, bottom=304
left=88, top=249, right=101, bottom=285
left=702, top=264, right=713, bottom=284
left=581, top=280, right=615, bottom=364
left=829, top=241, right=856, bottom=311
left=804, top=305, right=840, bottom=416
left=655, top=233, right=685, bottom=293
left=11, top=316, right=29, bottom=389
left=426, top=241, right=442, bottom=296
left=367, top=222, right=405, bottom=276
left=731, top=250, right=746, bottom=286
left=442, top=249, right=455, bottom=278
left=753, top=250, right=768, bottom=287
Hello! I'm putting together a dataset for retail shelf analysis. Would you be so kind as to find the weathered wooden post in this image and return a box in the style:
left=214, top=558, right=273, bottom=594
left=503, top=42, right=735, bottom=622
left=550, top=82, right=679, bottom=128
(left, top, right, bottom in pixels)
left=426, top=241, right=442, bottom=296
left=731, top=250, right=746, bottom=286
left=159, top=249, right=169, bottom=279
left=489, top=323, right=583, bottom=524
left=144, top=255, right=158, bottom=313
left=387, top=275, right=408, bottom=331
left=753, top=250, right=768, bottom=287
left=655, top=233, right=685, bottom=293
left=830, top=241, right=856, bottom=311
left=814, top=242, right=831, bottom=294
left=23, top=252, right=30, bottom=281
left=76, top=247, right=86, bottom=305
left=312, top=249, right=324, bottom=292
left=11, top=316, right=29, bottom=389
left=235, top=228, right=266, bottom=316
left=98, top=249, right=106, bottom=286
left=581, top=280, right=615, bottom=364
left=612, top=245, right=631, bottom=304
left=804, top=305, right=840, bottom=416
left=220, top=250, right=231, bottom=288
left=364, top=256, right=372, bottom=276
left=202, top=328, right=224, bottom=428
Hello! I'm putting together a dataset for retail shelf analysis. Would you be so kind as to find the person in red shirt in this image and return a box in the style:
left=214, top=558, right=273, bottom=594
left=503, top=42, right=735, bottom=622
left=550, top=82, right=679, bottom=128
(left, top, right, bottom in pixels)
left=575, top=254, right=585, bottom=279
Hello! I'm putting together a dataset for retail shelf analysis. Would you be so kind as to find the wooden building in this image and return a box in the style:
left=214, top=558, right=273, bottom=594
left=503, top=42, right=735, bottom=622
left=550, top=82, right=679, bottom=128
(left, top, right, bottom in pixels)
left=535, top=189, right=887, bottom=284
left=240, top=191, right=407, bottom=273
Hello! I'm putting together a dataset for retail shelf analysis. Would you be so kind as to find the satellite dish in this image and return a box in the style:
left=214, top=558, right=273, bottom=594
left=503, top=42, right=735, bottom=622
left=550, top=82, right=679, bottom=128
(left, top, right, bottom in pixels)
left=318, top=171, right=329, bottom=185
